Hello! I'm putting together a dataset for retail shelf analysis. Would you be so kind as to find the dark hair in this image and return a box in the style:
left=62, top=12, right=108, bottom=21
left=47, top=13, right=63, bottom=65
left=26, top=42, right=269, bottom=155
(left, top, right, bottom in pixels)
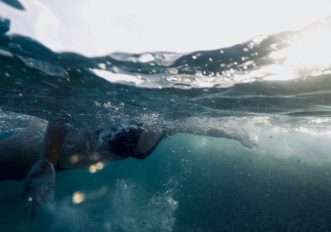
left=108, top=127, right=144, bottom=158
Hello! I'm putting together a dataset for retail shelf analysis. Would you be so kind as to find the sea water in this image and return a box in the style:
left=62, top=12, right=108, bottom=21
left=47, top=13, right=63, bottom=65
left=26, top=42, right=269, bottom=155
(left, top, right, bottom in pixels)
left=1, top=4, right=331, bottom=232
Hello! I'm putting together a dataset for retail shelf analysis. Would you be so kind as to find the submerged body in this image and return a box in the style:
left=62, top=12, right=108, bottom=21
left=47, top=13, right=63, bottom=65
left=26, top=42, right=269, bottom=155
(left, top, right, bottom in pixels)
left=0, top=121, right=46, bottom=180
left=0, top=119, right=258, bottom=181
left=0, top=121, right=161, bottom=180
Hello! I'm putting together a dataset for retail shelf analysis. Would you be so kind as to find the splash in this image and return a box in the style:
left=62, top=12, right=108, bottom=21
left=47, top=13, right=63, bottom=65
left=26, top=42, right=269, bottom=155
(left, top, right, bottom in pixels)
left=45, top=179, right=178, bottom=232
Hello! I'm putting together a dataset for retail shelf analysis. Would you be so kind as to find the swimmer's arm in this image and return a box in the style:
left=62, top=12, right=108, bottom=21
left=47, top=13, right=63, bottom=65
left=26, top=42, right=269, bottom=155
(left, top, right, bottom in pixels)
left=164, top=123, right=258, bottom=148
left=42, top=121, right=69, bottom=164
left=22, top=120, right=68, bottom=212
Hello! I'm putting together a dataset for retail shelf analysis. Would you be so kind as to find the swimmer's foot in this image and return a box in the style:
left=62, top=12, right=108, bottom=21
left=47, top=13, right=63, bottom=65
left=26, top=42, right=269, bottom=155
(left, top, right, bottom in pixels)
left=22, top=159, right=55, bottom=218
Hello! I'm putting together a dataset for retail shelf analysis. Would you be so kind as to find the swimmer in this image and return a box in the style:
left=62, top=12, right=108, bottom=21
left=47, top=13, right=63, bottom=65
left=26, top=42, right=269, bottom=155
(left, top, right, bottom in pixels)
left=0, top=118, right=258, bottom=213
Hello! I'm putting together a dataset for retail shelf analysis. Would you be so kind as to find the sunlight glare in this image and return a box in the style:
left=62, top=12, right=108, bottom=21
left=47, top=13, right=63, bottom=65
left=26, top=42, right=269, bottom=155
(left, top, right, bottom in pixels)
left=2, top=0, right=331, bottom=55
left=72, top=192, right=85, bottom=204
left=270, top=29, right=331, bottom=67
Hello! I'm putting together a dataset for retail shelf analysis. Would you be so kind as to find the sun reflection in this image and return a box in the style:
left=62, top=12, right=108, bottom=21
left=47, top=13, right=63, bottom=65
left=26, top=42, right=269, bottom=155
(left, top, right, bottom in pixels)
left=88, top=162, right=105, bottom=174
left=72, top=192, right=85, bottom=204
left=95, top=162, right=105, bottom=170
left=70, top=154, right=80, bottom=164
left=72, top=187, right=108, bottom=204
left=270, top=28, right=331, bottom=67
left=88, top=165, right=97, bottom=174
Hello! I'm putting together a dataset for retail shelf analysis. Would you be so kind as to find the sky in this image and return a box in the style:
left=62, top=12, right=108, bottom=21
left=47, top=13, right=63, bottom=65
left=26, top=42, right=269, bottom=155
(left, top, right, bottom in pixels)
left=1, top=0, right=331, bottom=56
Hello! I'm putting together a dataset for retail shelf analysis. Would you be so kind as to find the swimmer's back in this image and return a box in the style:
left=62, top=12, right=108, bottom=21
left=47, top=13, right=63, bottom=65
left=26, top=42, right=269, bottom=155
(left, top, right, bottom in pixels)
left=0, top=124, right=46, bottom=180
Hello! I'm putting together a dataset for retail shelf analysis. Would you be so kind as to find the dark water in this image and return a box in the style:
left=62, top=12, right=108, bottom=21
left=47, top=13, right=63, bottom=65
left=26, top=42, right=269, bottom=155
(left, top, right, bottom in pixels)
left=1, top=11, right=331, bottom=232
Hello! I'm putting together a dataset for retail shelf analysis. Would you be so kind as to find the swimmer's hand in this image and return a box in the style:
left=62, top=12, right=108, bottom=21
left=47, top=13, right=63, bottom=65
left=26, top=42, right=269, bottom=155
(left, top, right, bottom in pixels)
left=22, top=159, right=55, bottom=218
left=167, top=119, right=259, bottom=149
left=237, top=133, right=258, bottom=148
left=206, top=128, right=259, bottom=149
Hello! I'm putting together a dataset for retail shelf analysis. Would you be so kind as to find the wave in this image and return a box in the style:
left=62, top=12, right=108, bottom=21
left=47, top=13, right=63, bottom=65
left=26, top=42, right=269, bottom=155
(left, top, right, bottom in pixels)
left=1, top=17, right=331, bottom=122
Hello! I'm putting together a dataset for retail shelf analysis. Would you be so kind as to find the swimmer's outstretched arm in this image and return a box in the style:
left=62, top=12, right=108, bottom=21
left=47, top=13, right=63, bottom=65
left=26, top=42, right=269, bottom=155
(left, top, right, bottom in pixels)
left=164, top=121, right=258, bottom=148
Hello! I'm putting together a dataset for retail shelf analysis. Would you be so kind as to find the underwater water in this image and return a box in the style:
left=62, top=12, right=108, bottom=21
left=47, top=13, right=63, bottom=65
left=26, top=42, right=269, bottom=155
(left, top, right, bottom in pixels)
left=2, top=2, right=331, bottom=231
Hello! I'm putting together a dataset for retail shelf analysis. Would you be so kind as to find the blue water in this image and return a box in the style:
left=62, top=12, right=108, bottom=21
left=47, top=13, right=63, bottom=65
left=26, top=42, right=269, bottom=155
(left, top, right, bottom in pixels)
left=2, top=132, right=331, bottom=232
left=1, top=6, right=331, bottom=231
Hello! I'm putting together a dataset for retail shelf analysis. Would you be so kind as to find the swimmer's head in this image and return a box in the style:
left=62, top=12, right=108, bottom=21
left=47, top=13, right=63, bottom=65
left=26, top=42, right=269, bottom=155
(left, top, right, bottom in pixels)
left=108, top=127, right=143, bottom=158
